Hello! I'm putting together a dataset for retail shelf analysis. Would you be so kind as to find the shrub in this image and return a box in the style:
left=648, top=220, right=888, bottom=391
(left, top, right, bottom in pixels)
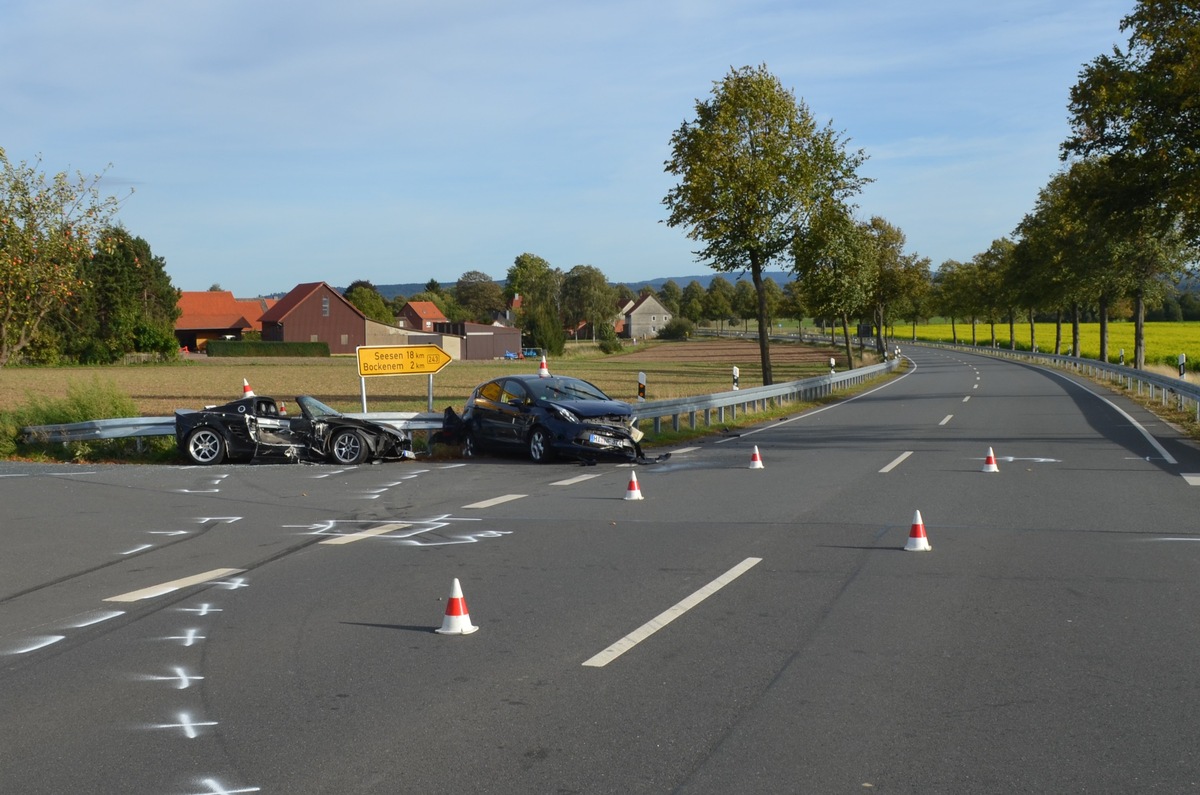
left=657, top=317, right=695, bottom=340
left=596, top=322, right=624, bottom=354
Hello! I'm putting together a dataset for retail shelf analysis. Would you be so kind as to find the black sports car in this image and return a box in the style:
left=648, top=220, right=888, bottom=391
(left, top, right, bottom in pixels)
left=175, top=394, right=414, bottom=465
left=460, top=373, right=664, bottom=463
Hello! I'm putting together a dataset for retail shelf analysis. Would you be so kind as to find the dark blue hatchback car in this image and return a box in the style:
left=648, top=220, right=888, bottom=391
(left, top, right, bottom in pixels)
left=461, top=374, right=644, bottom=463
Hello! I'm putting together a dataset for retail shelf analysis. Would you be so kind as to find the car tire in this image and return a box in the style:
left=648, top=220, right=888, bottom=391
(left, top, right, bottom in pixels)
left=185, top=427, right=226, bottom=465
left=462, top=431, right=479, bottom=458
left=330, top=429, right=368, bottom=465
left=528, top=427, right=553, bottom=463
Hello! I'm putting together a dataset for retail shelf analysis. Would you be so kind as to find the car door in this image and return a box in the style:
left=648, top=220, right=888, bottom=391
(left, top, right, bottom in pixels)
left=470, top=379, right=510, bottom=447
left=499, top=379, right=536, bottom=443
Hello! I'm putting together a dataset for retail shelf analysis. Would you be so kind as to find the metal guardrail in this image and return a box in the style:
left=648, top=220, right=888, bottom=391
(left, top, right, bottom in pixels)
left=917, top=341, right=1200, bottom=421
left=21, top=359, right=901, bottom=446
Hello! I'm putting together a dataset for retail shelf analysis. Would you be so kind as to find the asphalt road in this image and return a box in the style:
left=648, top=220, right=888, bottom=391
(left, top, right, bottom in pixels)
left=3, top=345, right=1200, bottom=794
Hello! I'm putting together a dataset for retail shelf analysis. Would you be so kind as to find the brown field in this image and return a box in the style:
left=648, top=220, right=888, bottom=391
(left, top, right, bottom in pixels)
left=0, top=338, right=855, bottom=417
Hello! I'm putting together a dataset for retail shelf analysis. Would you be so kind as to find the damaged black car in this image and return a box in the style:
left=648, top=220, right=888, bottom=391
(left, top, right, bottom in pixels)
left=175, top=394, right=413, bottom=465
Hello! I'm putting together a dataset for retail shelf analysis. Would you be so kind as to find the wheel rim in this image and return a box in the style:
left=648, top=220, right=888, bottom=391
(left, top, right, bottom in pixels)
left=333, top=431, right=363, bottom=463
left=530, top=430, right=546, bottom=461
left=189, top=430, right=222, bottom=463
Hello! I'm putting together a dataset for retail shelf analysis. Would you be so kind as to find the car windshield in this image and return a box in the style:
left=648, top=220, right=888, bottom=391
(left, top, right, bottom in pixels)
left=538, top=377, right=610, bottom=402
left=298, top=396, right=343, bottom=418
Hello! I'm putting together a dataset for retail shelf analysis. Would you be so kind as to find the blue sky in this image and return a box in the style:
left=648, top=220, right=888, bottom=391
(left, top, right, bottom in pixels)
left=2, top=1, right=1131, bottom=297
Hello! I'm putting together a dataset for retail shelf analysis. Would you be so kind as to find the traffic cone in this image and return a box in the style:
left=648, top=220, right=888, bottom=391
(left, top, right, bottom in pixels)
left=904, top=510, right=932, bottom=552
left=982, top=447, right=999, bottom=473
left=749, top=445, right=765, bottom=469
left=242, top=378, right=255, bottom=397
left=624, top=470, right=644, bottom=500
left=538, top=356, right=550, bottom=378
left=435, top=578, right=479, bottom=635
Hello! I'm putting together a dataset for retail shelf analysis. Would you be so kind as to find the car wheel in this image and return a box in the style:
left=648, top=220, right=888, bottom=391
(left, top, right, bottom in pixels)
left=528, top=427, right=553, bottom=463
left=462, top=431, right=479, bottom=458
left=330, top=429, right=368, bottom=465
left=185, top=427, right=226, bottom=465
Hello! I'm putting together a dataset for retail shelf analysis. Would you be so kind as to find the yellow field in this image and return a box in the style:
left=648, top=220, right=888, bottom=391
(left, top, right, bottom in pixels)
left=903, top=321, right=1200, bottom=370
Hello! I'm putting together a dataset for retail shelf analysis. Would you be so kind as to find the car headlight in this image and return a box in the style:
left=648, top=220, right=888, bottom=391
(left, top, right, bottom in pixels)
left=549, top=404, right=580, bottom=423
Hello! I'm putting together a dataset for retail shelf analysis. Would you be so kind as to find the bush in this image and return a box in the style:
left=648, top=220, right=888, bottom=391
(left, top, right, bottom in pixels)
left=657, top=317, right=695, bottom=340
left=596, top=322, right=624, bottom=354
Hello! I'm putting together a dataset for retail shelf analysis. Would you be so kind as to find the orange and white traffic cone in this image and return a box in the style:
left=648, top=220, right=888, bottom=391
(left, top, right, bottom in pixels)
left=904, top=510, right=932, bottom=552
left=749, top=445, right=765, bottom=469
left=538, top=356, right=550, bottom=378
left=624, top=470, right=644, bottom=500
left=435, top=578, right=479, bottom=635
left=982, top=447, right=999, bottom=473
left=242, top=378, right=255, bottom=397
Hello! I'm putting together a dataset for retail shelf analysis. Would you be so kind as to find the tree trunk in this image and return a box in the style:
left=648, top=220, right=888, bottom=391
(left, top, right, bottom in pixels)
left=950, top=317, right=957, bottom=344
left=1028, top=309, right=1035, bottom=353
left=1133, top=287, right=1146, bottom=370
left=1054, top=310, right=1062, bottom=355
left=750, top=261, right=774, bottom=385
left=1071, top=304, right=1081, bottom=357
left=840, top=313, right=855, bottom=369
left=1098, top=295, right=1109, bottom=363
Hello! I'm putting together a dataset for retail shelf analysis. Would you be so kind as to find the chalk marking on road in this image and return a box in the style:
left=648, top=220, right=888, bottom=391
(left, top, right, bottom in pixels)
left=439, top=463, right=468, bottom=469
left=1145, top=537, right=1200, bottom=542
left=166, top=629, right=205, bottom=647
left=725, top=364, right=919, bottom=441
left=320, top=522, right=411, bottom=545
left=962, top=396, right=971, bottom=403
left=462, top=494, right=526, bottom=509
left=1182, top=473, right=1200, bottom=486
left=582, top=557, right=763, bottom=668
left=1041, top=368, right=1178, bottom=464
left=69, top=610, right=125, bottom=628
left=179, top=603, right=222, bottom=615
left=939, top=415, right=953, bottom=425
left=104, top=568, right=245, bottom=602
left=552, top=473, right=603, bottom=486
left=5, top=635, right=65, bottom=654
left=879, top=451, right=913, bottom=473
left=149, top=530, right=189, bottom=536
left=189, top=778, right=261, bottom=795
left=144, top=667, right=204, bottom=689
left=120, top=544, right=154, bottom=555
left=196, top=517, right=241, bottom=525
left=153, top=712, right=217, bottom=739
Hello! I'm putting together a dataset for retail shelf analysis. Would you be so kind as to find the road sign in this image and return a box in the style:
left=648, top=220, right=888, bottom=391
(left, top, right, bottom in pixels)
left=356, top=344, right=451, bottom=377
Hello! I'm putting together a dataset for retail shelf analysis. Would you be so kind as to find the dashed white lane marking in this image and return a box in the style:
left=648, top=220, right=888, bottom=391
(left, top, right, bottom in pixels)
left=673, top=447, right=700, bottom=455
left=582, top=557, right=763, bottom=668
left=1183, top=474, right=1200, bottom=486
left=879, top=451, right=913, bottom=473
left=104, top=568, right=245, bottom=603
left=552, top=473, right=603, bottom=486
left=462, top=494, right=526, bottom=509
left=320, top=522, right=411, bottom=545
left=939, top=415, right=953, bottom=425
left=440, top=463, right=468, bottom=469
left=962, top=396, right=971, bottom=403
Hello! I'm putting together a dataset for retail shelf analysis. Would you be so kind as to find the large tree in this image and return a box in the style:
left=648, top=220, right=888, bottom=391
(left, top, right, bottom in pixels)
left=664, top=64, right=868, bottom=384
left=505, top=253, right=565, bottom=355
left=0, top=148, right=128, bottom=366
left=561, top=265, right=616, bottom=340
left=344, top=283, right=396, bottom=324
left=1063, top=0, right=1200, bottom=245
left=454, top=270, right=505, bottom=323
left=68, top=227, right=179, bottom=363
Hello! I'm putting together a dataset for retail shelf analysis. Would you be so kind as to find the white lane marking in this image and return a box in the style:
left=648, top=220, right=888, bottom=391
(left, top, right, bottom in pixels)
left=196, top=517, right=241, bottom=525
left=722, top=364, right=919, bottom=441
left=1146, top=537, right=1200, bottom=542
left=149, top=530, right=189, bottom=536
left=189, top=778, right=261, bottom=795
left=1041, top=368, right=1178, bottom=465
left=145, top=667, right=204, bottom=689
left=69, top=610, right=125, bottom=628
left=439, top=463, right=468, bottom=469
left=582, top=557, right=763, bottom=668
left=962, top=396, right=971, bottom=403
left=939, top=415, right=953, bottom=425
left=6, top=636, right=65, bottom=654
left=320, top=522, right=411, bottom=545
left=104, top=568, right=245, bottom=603
left=1182, top=474, right=1200, bottom=486
left=879, top=451, right=913, bottom=473
left=972, top=383, right=978, bottom=389
left=552, top=474, right=603, bottom=486
left=462, top=494, right=526, bottom=509
left=673, top=447, right=700, bottom=454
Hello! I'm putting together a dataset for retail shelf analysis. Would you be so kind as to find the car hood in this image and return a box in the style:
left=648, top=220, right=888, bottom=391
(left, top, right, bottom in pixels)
left=542, top=399, right=632, bottom=420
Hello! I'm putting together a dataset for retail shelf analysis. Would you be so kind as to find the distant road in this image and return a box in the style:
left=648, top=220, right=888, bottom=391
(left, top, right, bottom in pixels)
left=3, top=345, right=1199, bottom=794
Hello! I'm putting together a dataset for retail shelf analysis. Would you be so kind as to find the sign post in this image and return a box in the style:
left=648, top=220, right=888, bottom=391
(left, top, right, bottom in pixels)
left=355, top=344, right=452, bottom=411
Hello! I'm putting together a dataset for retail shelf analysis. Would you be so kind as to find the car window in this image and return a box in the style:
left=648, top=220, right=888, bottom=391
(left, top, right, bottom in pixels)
left=501, top=380, right=530, bottom=405
left=541, top=377, right=609, bottom=401
left=478, top=380, right=504, bottom=402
